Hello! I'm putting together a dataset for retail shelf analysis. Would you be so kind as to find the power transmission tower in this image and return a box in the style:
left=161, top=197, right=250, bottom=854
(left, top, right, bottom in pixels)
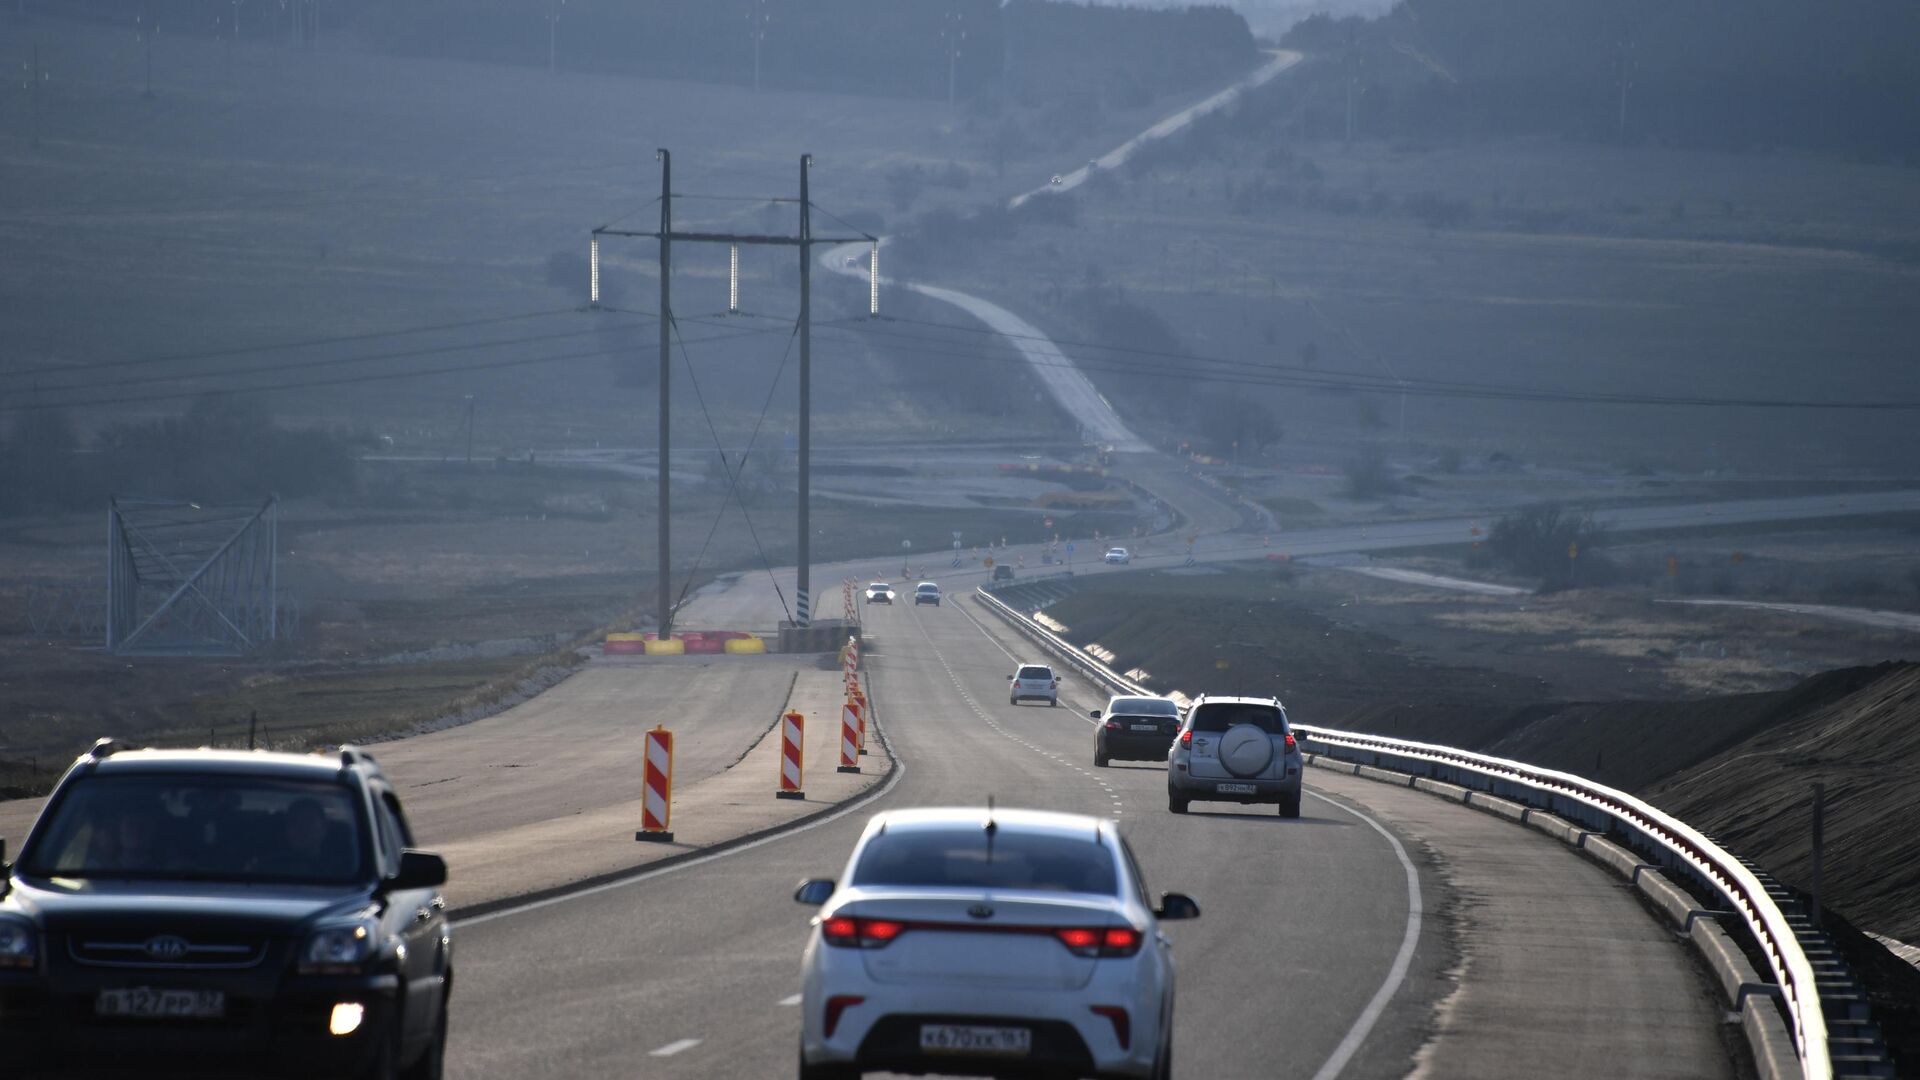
left=1616, top=38, right=1636, bottom=139
left=590, top=153, right=874, bottom=636
left=942, top=7, right=965, bottom=108
left=747, top=0, right=770, bottom=93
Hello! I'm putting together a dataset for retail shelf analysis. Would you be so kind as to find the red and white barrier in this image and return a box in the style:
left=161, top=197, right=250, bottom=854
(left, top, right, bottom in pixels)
left=851, top=689, right=868, bottom=753
left=635, top=726, right=674, bottom=842
left=777, top=710, right=806, bottom=799
left=836, top=699, right=861, bottom=773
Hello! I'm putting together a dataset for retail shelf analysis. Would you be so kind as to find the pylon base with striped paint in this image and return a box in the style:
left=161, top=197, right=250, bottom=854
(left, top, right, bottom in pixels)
left=775, top=790, right=807, bottom=800
left=634, top=830, right=675, bottom=842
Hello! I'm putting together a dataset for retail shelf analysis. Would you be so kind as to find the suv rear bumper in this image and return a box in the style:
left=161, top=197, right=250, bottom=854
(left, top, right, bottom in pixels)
left=1167, top=770, right=1302, bottom=802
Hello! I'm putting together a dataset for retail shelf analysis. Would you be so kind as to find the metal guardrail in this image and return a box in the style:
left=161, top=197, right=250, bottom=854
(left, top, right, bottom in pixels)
left=972, top=585, right=1831, bottom=1080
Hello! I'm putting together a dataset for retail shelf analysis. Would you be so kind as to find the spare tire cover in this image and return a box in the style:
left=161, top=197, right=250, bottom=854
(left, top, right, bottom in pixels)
left=1219, top=723, right=1275, bottom=778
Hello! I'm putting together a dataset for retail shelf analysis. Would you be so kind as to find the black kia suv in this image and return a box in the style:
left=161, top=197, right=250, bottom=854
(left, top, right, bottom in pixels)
left=0, top=740, right=452, bottom=1079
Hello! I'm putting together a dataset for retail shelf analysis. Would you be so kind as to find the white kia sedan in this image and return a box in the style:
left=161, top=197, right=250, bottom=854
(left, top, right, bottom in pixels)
left=793, top=807, right=1198, bottom=1080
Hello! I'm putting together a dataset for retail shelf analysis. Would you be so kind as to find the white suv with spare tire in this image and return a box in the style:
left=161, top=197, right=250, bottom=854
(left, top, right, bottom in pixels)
left=1166, top=695, right=1304, bottom=817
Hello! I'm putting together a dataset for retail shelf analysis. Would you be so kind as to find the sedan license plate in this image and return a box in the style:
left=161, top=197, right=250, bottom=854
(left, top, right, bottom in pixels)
left=96, top=987, right=226, bottom=1019
left=1130, top=724, right=1160, bottom=732
left=920, top=1024, right=1031, bottom=1057
left=1216, top=782, right=1258, bottom=794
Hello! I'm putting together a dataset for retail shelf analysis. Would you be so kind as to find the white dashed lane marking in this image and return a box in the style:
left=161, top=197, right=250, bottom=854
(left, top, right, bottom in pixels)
left=778, top=994, right=802, bottom=1007
left=649, top=1038, right=702, bottom=1057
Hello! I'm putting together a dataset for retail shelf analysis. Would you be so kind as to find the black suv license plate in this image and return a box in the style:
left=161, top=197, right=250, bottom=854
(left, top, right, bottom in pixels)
left=96, top=987, right=226, bottom=1019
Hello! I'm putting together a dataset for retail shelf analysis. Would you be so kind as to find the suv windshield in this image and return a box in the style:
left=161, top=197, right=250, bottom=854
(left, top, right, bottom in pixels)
left=22, top=775, right=370, bottom=885
left=1190, top=702, right=1286, bottom=734
left=1017, top=666, right=1053, bottom=679
left=852, top=828, right=1117, bottom=895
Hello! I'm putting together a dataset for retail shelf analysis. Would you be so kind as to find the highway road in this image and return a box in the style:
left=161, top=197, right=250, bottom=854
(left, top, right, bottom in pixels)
left=443, top=593, right=1734, bottom=1079
left=675, top=485, right=1920, bottom=630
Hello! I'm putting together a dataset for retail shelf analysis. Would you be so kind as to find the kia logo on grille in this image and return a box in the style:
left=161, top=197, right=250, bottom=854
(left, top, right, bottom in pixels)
left=144, top=935, right=190, bottom=961
left=967, top=904, right=994, bottom=920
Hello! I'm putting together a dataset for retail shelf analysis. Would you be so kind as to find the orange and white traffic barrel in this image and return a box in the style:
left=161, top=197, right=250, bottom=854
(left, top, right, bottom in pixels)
left=776, top=710, right=806, bottom=799
left=635, top=726, right=674, bottom=842
left=836, top=699, right=861, bottom=774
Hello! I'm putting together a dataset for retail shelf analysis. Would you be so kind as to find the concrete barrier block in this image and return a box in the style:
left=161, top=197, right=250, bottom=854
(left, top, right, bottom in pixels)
left=1521, top=811, right=1583, bottom=846
left=642, top=639, right=685, bottom=656
left=1412, top=777, right=1471, bottom=803
left=1307, top=756, right=1361, bottom=776
left=1355, top=764, right=1415, bottom=787
left=1740, top=995, right=1804, bottom=1080
left=724, top=638, right=767, bottom=654
left=1577, top=834, right=1656, bottom=882
left=1635, top=869, right=1706, bottom=931
left=1468, top=792, right=1529, bottom=823
left=1691, top=918, right=1774, bottom=1009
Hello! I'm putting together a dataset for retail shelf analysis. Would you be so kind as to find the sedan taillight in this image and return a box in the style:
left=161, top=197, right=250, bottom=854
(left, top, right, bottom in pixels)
left=820, top=917, right=906, bottom=949
left=1284, top=733, right=1297, bottom=752
left=1055, top=926, right=1144, bottom=958
left=1104, top=720, right=1119, bottom=730
left=1179, top=729, right=1192, bottom=748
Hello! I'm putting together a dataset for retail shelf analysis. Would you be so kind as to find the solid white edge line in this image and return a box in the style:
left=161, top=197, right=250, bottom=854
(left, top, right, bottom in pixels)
left=648, top=1038, right=702, bottom=1057
left=455, top=719, right=906, bottom=928
left=1304, top=789, right=1425, bottom=1080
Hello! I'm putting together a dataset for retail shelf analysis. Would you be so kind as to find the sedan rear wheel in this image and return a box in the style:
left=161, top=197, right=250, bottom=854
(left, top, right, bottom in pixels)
left=1094, top=747, right=1110, bottom=768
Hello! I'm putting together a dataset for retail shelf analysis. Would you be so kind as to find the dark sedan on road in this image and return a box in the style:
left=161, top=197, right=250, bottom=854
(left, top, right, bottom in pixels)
left=1093, top=695, right=1182, bottom=767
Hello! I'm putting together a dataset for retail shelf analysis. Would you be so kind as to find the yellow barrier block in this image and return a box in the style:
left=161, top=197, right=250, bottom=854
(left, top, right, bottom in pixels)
left=725, top=638, right=767, bottom=654
left=644, top=639, right=686, bottom=656
left=606, top=632, right=647, bottom=641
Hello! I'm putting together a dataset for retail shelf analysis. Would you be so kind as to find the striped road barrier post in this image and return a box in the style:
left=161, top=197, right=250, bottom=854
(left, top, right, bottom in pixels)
left=836, top=699, right=861, bottom=773
left=853, top=691, right=868, bottom=754
left=776, top=710, right=806, bottom=800
left=635, top=726, right=674, bottom=842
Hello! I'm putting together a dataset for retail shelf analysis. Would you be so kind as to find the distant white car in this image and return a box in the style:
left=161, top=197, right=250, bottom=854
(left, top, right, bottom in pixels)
left=1008, top=663, right=1060, bottom=707
left=914, top=582, right=941, bottom=606
left=865, top=582, right=895, bottom=605
left=1103, top=547, right=1132, bottom=565
left=793, top=807, right=1198, bottom=1080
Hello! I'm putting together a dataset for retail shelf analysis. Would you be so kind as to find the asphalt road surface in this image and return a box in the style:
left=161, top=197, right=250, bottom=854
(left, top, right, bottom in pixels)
left=444, top=593, right=1733, bottom=1079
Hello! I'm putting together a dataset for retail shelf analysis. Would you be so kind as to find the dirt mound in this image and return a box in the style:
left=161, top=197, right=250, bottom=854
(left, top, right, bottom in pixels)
left=1647, top=661, right=1920, bottom=943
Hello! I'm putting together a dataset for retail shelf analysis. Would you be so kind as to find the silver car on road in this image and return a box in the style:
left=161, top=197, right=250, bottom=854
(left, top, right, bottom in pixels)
left=1166, top=695, right=1304, bottom=817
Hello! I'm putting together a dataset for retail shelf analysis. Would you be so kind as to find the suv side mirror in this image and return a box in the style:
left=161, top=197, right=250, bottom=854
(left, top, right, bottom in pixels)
left=1006, top=674, right=1015, bottom=680
left=1155, top=892, right=1200, bottom=921
left=794, top=878, right=835, bottom=906
left=389, top=850, right=448, bottom=890
left=1089, top=709, right=1101, bottom=719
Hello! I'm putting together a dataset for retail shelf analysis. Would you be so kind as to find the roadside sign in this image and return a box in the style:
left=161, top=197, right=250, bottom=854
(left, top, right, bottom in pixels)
left=1568, top=542, right=1579, bottom=560
left=953, top=540, right=962, bottom=550
left=1043, top=516, right=1054, bottom=529
left=984, top=557, right=995, bottom=568
left=952, top=530, right=962, bottom=540
left=1066, top=542, right=1075, bottom=554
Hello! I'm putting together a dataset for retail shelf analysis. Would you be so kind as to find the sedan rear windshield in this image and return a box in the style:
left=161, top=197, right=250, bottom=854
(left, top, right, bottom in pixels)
left=1190, top=702, right=1287, bottom=734
left=1109, top=697, right=1177, bottom=716
left=1017, top=666, right=1053, bottom=680
left=852, top=828, right=1118, bottom=895
left=22, top=775, right=370, bottom=885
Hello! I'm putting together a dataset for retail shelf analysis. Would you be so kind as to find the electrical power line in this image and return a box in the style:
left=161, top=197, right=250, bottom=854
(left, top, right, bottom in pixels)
left=0, top=324, right=790, bottom=414
left=0, top=307, right=588, bottom=383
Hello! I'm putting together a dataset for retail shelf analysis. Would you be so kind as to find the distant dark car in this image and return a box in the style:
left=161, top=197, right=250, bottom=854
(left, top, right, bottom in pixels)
left=992, top=564, right=1016, bottom=582
left=1093, top=695, right=1181, bottom=767
left=0, top=741, right=452, bottom=1079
